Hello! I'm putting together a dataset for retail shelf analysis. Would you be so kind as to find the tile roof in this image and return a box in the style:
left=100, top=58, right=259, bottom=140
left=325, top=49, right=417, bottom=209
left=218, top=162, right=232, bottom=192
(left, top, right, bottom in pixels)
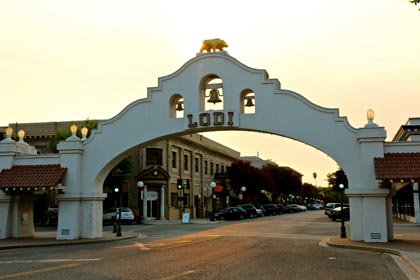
left=374, top=153, right=420, bottom=181
left=0, top=164, right=67, bottom=189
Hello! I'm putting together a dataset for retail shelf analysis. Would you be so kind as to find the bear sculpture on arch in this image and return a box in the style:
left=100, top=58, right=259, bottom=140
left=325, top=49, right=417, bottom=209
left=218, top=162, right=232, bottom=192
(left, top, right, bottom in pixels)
left=199, top=38, right=228, bottom=53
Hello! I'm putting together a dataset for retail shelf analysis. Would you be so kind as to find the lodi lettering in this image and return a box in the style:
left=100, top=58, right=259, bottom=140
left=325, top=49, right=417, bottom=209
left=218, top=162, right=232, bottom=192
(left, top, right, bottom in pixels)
left=187, top=111, right=235, bottom=128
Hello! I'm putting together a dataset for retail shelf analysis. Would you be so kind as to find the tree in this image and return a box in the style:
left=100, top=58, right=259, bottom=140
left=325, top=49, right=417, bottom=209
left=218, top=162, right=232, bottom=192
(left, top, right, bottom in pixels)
left=47, top=119, right=98, bottom=152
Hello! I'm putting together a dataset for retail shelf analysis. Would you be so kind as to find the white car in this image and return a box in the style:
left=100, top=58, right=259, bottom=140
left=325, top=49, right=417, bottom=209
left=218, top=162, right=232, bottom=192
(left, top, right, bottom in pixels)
left=103, top=207, right=135, bottom=224
left=297, top=205, right=307, bottom=212
left=255, top=207, right=265, bottom=217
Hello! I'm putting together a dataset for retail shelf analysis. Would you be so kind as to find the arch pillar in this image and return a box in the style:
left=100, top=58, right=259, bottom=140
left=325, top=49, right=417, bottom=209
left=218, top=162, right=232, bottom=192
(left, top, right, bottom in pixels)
left=57, top=139, right=106, bottom=239
left=347, top=126, right=391, bottom=242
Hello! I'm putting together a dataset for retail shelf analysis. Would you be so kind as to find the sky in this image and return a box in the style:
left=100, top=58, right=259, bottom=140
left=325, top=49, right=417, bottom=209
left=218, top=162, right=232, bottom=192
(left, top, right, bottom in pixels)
left=1, top=1, right=419, bottom=187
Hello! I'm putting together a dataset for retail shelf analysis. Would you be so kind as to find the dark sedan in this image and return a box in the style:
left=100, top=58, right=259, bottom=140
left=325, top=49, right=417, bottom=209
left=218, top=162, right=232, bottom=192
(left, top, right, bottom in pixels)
left=210, top=207, right=247, bottom=221
left=237, top=204, right=258, bottom=218
left=328, top=206, right=350, bottom=221
left=261, top=204, right=280, bottom=216
left=283, top=204, right=300, bottom=213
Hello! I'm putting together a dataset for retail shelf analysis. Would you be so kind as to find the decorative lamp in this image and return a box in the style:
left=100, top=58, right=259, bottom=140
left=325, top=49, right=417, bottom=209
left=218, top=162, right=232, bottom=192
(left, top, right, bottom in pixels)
left=81, top=127, right=88, bottom=141
left=210, top=181, right=216, bottom=188
left=364, top=108, right=378, bottom=128
left=137, top=181, right=144, bottom=188
left=66, top=124, right=81, bottom=141
left=5, top=127, right=13, bottom=138
left=1, top=127, right=14, bottom=143
left=241, top=186, right=246, bottom=192
left=367, top=109, right=374, bottom=123
left=70, top=124, right=78, bottom=136
left=17, top=129, right=25, bottom=143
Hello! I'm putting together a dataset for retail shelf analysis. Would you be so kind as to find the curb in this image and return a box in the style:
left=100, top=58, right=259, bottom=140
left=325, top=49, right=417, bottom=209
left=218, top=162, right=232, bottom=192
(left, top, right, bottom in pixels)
left=0, top=233, right=138, bottom=250
left=325, top=237, right=420, bottom=276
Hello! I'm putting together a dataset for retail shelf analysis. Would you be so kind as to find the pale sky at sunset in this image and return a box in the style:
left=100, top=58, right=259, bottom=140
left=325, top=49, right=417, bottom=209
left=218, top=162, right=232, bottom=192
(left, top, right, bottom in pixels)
left=1, top=1, right=419, bottom=187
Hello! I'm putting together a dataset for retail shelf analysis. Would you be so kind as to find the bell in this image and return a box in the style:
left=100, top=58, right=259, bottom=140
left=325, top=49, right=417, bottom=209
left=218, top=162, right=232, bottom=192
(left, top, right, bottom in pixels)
left=175, top=101, right=184, bottom=111
left=245, top=96, right=255, bottom=107
left=207, top=89, right=222, bottom=104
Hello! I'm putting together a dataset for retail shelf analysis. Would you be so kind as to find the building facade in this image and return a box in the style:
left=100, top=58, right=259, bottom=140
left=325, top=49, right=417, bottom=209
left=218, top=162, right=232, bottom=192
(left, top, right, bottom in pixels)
left=0, top=122, right=241, bottom=222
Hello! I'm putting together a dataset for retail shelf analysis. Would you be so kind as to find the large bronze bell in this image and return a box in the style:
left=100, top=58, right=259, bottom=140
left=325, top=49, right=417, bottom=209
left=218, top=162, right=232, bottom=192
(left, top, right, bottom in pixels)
left=207, top=89, right=222, bottom=104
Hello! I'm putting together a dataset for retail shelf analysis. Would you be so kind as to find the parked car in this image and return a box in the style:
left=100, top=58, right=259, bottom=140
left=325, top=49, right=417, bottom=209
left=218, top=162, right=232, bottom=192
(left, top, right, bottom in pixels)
left=275, top=204, right=284, bottom=214
left=328, top=206, right=350, bottom=221
left=297, top=204, right=307, bottom=212
left=261, top=204, right=280, bottom=216
left=283, top=204, right=300, bottom=213
left=325, top=202, right=349, bottom=216
left=308, top=204, right=323, bottom=210
left=255, top=206, right=265, bottom=217
left=103, top=207, right=135, bottom=224
left=43, top=206, right=58, bottom=226
left=237, top=204, right=258, bottom=218
left=210, top=206, right=247, bottom=221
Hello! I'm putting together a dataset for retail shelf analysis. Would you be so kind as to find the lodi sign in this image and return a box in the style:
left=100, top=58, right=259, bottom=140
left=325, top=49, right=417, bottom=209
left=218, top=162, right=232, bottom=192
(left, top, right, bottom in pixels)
left=185, top=111, right=238, bottom=129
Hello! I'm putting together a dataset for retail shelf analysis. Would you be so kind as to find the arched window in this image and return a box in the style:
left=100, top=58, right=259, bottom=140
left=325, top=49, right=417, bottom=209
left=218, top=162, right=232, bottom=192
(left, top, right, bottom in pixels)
left=200, top=75, right=224, bottom=111
left=240, top=89, right=255, bottom=114
left=170, top=94, right=184, bottom=118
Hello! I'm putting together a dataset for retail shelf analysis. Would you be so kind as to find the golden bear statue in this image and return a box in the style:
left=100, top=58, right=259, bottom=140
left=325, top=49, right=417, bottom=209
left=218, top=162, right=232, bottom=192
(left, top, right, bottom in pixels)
left=199, top=38, right=228, bottom=53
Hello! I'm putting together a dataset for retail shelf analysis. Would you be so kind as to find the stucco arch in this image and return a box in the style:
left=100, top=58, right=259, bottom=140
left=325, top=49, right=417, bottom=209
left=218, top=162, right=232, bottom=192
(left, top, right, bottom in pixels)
left=83, top=53, right=363, bottom=193
left=52, top=52, right=390, bottom=242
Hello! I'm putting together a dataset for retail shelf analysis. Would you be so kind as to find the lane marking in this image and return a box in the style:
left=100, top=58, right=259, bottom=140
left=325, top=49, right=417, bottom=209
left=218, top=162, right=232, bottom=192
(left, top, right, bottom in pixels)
left=0, top=263, right=80, bottom=279
left=160, top=270, right=196, bottom=280
left=0, top=258, right=101, bottom=264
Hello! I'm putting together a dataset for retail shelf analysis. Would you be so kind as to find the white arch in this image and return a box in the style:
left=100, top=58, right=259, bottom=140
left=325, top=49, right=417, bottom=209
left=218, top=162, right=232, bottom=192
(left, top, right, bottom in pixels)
left=51, top=52, right=390, bottom=242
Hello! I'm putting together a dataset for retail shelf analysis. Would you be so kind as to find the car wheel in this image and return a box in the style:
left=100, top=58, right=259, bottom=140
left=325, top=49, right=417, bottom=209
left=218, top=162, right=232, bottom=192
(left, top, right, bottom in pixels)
left=239, top=215, right=245, bottom=220
left=250, top=213, right=255, bottom=218
left=332, top=218, right=336, bottom=221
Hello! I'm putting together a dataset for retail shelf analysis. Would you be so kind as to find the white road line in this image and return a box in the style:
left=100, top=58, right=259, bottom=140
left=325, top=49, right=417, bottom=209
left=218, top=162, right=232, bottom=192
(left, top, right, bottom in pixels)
left=0, top=258, right=101, bottom=264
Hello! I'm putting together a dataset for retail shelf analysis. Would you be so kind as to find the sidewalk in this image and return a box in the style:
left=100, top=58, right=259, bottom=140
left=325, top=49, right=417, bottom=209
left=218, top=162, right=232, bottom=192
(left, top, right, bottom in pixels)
left=326, top=235, right=420, bottom=276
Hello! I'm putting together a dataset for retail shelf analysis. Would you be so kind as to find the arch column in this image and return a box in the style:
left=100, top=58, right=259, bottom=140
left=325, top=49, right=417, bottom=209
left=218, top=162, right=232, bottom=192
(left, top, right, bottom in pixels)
left=348, top=126, right=390, bottom=242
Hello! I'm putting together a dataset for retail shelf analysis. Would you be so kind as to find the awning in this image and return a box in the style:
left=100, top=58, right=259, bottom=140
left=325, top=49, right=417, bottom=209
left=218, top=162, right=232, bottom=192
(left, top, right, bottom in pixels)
left=374, top=153, right=420, bottom=182
left=0, top=164, right=67, bottom=193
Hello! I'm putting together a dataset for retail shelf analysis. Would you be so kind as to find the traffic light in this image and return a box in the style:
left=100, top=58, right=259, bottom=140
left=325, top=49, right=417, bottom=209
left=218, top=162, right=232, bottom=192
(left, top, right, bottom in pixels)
left=335, top=169, right=348, bottom=189
left=177, top=178, right=183, bottom=190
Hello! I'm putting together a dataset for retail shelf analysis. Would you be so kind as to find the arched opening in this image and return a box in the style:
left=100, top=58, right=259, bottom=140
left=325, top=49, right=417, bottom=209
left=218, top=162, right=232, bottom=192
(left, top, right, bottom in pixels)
left=200, top=75, right=224, bottom=111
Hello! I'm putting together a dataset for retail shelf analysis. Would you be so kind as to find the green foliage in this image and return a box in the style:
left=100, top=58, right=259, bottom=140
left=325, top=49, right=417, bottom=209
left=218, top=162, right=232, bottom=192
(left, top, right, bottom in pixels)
left=47, top=119, right=98, bottom=153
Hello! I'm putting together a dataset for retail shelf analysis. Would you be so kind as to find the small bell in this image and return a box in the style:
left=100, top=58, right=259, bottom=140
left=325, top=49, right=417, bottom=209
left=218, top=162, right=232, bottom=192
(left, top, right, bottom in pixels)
left=207, top=89, right=222, bottom=104
left=175, top=101, right=184, bottom=111
left=245, top=96, right=255, bottom=107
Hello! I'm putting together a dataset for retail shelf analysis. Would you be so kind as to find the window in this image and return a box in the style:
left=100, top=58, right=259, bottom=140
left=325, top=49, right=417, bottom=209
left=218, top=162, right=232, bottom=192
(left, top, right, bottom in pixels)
left=172, top=151, right=177, bottom=168
left=195, top=158, right=199, bottom=173
left=146, top=148, right=163, bottom=166
left=184, top=154, right=189, bottom=171
left=204, top=160, right=208, bottom=175
left=210, top=162, right=214, bottom=175
left=171, top=192, right=178, bottom=208
left=216, top=164, right=219, bottom=174
left=221, top=165, right=225, bottom=173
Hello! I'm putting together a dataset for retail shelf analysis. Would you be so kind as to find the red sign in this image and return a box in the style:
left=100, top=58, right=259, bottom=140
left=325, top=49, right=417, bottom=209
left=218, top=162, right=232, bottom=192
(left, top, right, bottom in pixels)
left=214, top=185, right=224, bottom=192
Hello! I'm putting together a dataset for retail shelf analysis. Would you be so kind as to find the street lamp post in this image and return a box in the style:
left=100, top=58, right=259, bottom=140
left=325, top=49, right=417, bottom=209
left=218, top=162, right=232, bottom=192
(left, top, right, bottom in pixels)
left=240, top=186, right=246, bottom=202
left=137, top=181, right=144, bottom=224
left=339, top=183, right=347, bottom=238
left=115, top=187, right=122, bottom=237
left=210, top=182, right=216, bottom=215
